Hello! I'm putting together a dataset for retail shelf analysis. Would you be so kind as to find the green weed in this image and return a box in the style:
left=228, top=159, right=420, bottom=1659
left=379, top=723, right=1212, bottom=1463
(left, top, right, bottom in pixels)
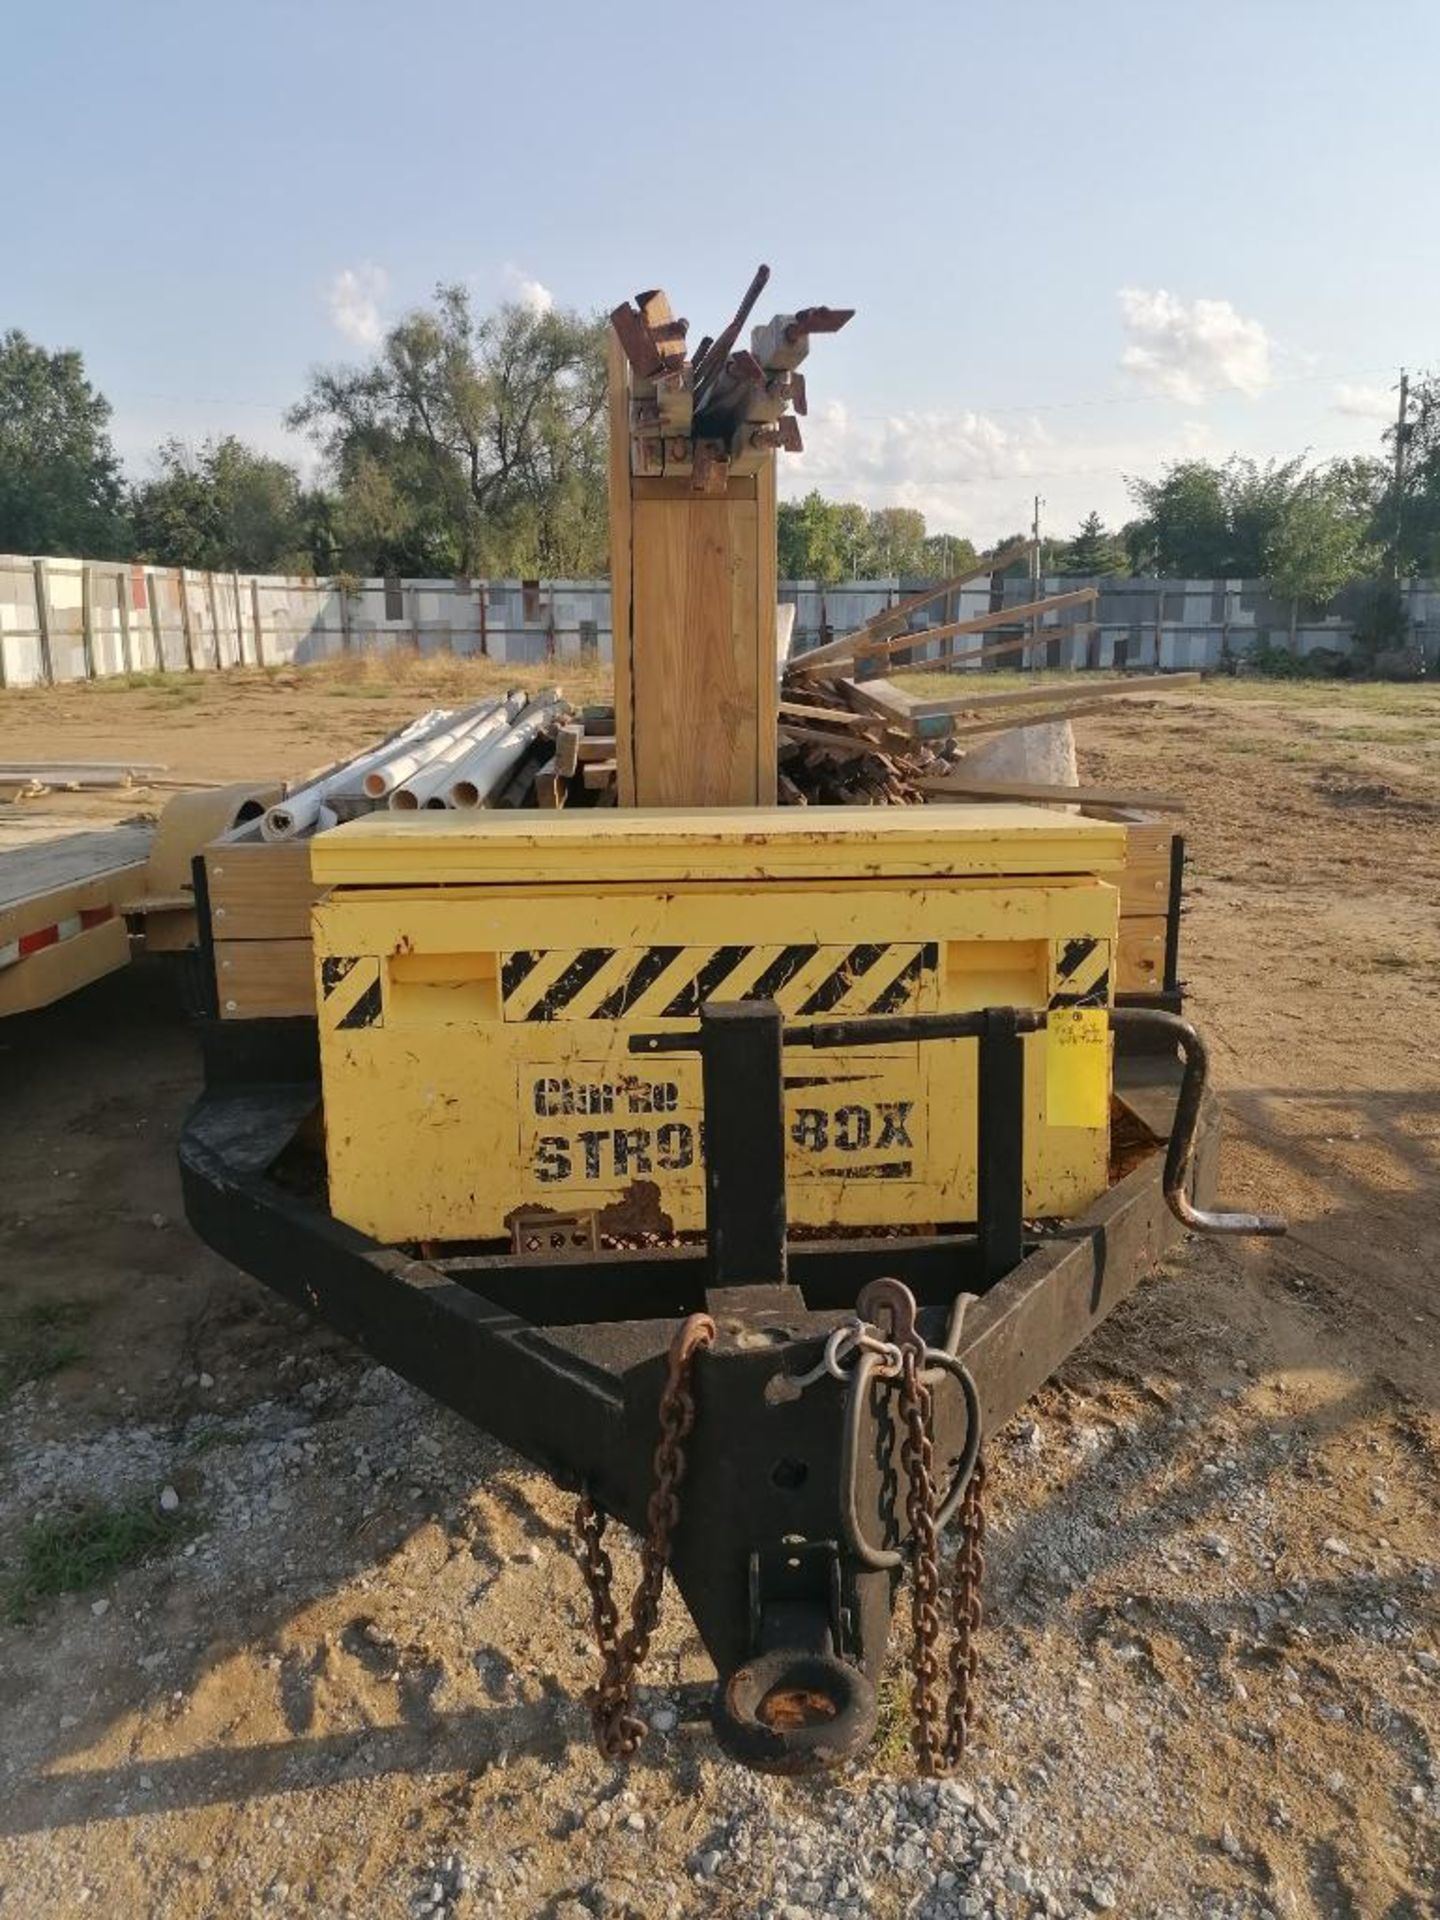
left=5, top=1496, right=186, bottom=1622
left=0, top=1299, right=91, bottom=1407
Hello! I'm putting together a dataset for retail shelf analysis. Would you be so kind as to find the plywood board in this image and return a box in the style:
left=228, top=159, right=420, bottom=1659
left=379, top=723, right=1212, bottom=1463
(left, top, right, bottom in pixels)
left=205, top=840, right=319, bottom=941
left=214, top=938, right=315, bottom=1019
left=1116, top=915, right=1167, bottom=993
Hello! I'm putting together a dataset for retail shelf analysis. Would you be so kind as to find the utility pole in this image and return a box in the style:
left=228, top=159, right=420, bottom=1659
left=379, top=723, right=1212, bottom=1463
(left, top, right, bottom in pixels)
left=1391, top=369, right=1409, bottom=582
left=1030, top=495, right=1044, bottom=601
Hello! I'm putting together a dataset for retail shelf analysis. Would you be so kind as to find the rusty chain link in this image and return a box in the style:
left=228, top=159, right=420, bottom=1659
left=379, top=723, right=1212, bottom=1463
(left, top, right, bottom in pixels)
left=573, top=1311, right=715, bottom=1760
left=897, top=1347, right=986, bottom=1776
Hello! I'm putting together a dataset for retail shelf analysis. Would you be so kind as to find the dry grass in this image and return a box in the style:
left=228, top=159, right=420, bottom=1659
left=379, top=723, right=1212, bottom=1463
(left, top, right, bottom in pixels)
left=296, top=649, right=614, bottom=708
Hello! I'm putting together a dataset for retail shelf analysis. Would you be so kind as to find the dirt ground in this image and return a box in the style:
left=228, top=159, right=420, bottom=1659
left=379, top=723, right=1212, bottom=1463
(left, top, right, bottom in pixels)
left=1, top=665, right=1436, bottom=1920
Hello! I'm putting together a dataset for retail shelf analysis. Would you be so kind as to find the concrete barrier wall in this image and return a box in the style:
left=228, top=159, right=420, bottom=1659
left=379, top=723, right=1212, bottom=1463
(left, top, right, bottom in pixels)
left=0, top=560, right=618, bottom=687
left=3, top=554, right=1436, bottom=689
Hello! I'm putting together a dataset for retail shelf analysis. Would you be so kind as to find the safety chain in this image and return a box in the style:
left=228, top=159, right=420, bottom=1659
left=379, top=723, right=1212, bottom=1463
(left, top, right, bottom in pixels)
left=573, top=1311, right=715, bottom=1760
left=898, top=1350, right=986, bottom=1776
left=816, top=1280, right=986, bottom=1777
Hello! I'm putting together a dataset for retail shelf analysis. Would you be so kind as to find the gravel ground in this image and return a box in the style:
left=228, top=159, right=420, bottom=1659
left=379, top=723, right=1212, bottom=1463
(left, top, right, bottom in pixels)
left=1, top=673, right=1437, bottom=1918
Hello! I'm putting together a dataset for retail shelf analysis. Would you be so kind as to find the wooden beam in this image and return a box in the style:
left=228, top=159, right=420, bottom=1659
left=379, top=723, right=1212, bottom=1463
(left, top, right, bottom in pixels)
left=607, top=330, right=637, bottom=805
left=866, top=587, right=1100, bottom=665
left=944, top=697, right=1182, bottom=741
left=896, top=620, right=1096, bottom=676
left=919, top=776, right=1186, bottom=811
left=777, top=699, right=877, bottom=732
left=534, top=754, right=568, bottom=809
left=553, top=722, right=583, bottom=778
left=905, top=671, right=1199, bottom=722
left=794, top=539, right=1035, bottom=668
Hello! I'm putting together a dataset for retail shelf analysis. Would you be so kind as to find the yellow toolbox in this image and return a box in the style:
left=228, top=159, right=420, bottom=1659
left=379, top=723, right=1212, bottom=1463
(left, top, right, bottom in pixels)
left=310, top=807, right=1125, bottom=1245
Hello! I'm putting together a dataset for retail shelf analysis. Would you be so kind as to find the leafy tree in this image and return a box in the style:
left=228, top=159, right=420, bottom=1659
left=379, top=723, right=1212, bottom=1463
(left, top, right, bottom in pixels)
left=864, top=506, right=927, bottom=575
left=920, top=531, right=979, bottom=577
left=777, top=495, right=976, bottom=582
left=1265, top=473, right=1376, bottom=625
left=289, top=286, right=608, bottom=576
left=1125, top=456, right=1307, bottom=576
left=1062, top=510, right=1125, bottom=576
left=131, top=435, right=318, bottom=572
left=0, top=330, right=128, bottom=556
left=1380, top=370, right=1440, bottom=575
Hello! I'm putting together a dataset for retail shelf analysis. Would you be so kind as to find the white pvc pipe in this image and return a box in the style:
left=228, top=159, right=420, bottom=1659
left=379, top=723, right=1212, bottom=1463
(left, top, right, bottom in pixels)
left=322, top=707, right=453, bottom=800
left=363, top=706, right=507, bottom=799
left=446, top=695, right=562, bottom=808
left=260, top=708, right=451, bottom=841
left=388, top=699, right=511, bottom=810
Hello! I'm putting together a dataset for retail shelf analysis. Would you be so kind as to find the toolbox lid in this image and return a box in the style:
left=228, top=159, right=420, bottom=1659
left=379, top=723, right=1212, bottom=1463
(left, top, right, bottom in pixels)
left=311, top=805, right=1126, bottom=887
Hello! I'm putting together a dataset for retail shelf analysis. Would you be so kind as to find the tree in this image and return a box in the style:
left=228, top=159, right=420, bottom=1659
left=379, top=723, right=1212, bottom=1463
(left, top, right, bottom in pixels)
left=1264, top=473, right=1376, bottom=630
left=776, top=494, right=965, bottom=581
left=777, top=493, right=868, bottom=581
left=864, top=506, right=927, bottom=576
left=288, top=286, right=608, bottom=576
left=920, top=531, right=979, bottom=577
left=131, top=435, right=319, bottom=572
left=0, top=330, right=127, bottom=556
left=1063, top=510, right=1125, bottom=576
left=1126, top=455, right=1307, bottom=576
left=1381, top=370, right=1440, bottom=576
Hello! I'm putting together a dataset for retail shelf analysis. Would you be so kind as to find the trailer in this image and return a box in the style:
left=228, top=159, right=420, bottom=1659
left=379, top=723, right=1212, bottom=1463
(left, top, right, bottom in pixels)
left=179, top=272, right=1284, bottom=1779
left=178, top=804, right=1282, bottom=1776
left=0, top=783, right=278, bottom=1017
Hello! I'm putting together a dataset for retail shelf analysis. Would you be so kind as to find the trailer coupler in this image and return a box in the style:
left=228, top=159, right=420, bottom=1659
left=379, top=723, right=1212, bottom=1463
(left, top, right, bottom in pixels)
left=179, top=999, right=1281, bottom=1777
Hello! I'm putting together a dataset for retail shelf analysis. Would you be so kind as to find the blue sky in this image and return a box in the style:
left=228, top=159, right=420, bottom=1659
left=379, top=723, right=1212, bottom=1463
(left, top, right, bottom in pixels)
left=8, top=0, right=1430, bottom=544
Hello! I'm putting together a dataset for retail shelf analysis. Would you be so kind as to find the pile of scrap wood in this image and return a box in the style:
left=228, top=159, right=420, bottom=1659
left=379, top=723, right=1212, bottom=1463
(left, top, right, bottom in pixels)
left=253, top=691, right=626, bottom=838
left=610, top=263, right=852, bottom=492
left=780, top=542, right=1196, bottom=808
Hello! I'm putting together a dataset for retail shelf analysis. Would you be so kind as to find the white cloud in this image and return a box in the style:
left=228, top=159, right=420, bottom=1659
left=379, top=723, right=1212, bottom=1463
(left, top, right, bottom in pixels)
left=782, top=399, right=1166, bottom=540
left=501, top=262, right=554, bottom=315
left=1117, top=287, right=1273, bottom=403
left=327, top=264, right=388, bottom=347
left=1332, top=380, right=1393, bottom=421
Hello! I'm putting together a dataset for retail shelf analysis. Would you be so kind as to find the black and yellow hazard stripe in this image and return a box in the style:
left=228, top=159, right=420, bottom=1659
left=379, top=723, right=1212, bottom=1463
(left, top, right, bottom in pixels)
left=1048, top=936, right=1111, bottom=1009
left=320, top=954, right=384, bottom=1030
left=500, top=942, right=939, bottom=1023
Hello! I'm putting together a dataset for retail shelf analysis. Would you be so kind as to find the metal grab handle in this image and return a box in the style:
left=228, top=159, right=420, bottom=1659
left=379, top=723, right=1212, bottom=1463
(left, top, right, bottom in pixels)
left=1109, top=1007, right=1286, bottom=1237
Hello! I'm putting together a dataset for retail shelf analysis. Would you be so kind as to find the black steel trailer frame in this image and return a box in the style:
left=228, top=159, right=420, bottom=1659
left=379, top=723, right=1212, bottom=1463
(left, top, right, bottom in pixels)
left=178, top=951, right=1281, bottom=1773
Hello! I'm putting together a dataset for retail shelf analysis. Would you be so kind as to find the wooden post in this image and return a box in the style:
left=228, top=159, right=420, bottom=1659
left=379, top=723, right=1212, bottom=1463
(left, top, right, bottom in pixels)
left=251, top=578, right=265, bottom=665
left=338, top=578, right=352, bottom=653
left=32, top=557, right=55, bottom=685
left=233, top=571, right=246, bottom=664
left=608, top=326, right=779, bottom=807
left=145, top=569, right=164, bottom=669
left=176, top=568, right=196, bottom=670
left=116, top=568, right=133, bottom=674
left=206, top=570, right=223, bottom=667
left=80, top=563, right=96, bottom=680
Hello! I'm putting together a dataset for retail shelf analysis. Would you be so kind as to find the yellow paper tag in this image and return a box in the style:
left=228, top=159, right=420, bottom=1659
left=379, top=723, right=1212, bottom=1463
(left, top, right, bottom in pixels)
left=1045, top=1007, right=1110, bottom=1128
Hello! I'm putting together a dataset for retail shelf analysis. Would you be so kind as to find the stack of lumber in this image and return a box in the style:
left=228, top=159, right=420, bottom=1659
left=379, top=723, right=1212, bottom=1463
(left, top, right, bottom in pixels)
left=610, top=263, right=852, bottom=494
